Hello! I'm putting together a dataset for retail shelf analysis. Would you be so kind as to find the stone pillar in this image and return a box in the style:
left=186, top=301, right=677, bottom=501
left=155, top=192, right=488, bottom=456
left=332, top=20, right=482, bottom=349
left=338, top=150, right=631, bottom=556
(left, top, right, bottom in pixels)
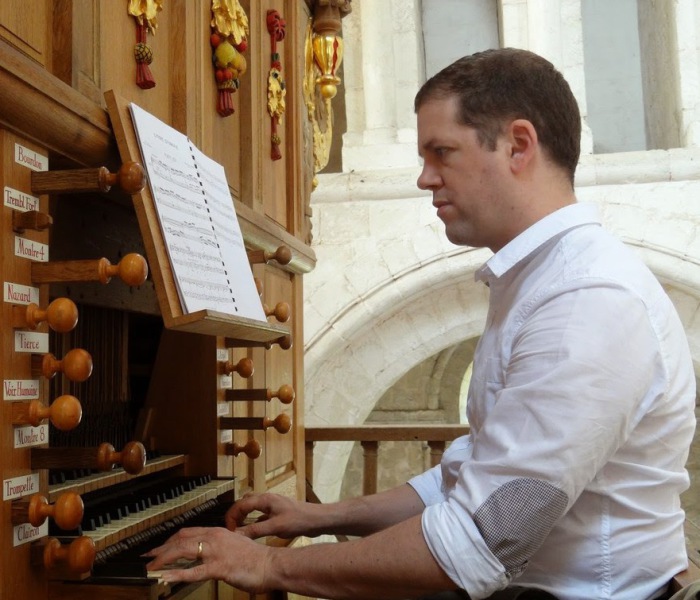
left=675, top=0, right=700, bottom=147
left=499, top=0, right=593, bottom=154
left=341, top=0, right=424, bottom=171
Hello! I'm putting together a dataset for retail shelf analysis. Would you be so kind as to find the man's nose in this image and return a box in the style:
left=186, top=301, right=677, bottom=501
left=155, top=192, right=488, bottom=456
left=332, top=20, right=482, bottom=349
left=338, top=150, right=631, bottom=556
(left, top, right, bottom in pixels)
left=417, top=165, right=440, bottom=190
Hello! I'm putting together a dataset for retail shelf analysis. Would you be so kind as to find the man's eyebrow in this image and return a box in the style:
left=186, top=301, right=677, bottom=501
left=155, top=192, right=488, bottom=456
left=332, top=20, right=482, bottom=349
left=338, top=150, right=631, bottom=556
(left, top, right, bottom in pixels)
left=419, top=139, right=438, bottom=153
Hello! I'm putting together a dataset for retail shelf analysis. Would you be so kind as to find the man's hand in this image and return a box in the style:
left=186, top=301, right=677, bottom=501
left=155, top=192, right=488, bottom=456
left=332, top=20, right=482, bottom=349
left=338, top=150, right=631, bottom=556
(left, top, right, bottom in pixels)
left=144, top=526, right=271, bottom=592
left=225, top=492, right=321, bottom=539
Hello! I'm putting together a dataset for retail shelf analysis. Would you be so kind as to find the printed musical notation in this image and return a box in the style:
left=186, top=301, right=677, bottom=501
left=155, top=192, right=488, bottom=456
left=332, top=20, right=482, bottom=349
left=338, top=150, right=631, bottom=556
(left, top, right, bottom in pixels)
left=129, top=103, right=266, bottom=321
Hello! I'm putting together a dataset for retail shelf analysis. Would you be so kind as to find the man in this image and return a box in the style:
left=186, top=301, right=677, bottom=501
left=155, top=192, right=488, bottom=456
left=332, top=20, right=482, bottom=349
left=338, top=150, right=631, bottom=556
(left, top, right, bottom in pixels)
left=146, top=48, right=696, bottom=600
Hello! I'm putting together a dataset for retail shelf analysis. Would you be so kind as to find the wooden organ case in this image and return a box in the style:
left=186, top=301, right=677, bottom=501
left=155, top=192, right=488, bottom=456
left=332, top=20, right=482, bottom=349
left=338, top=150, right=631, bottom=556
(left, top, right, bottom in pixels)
left=0, top=1, right=326, bottom=598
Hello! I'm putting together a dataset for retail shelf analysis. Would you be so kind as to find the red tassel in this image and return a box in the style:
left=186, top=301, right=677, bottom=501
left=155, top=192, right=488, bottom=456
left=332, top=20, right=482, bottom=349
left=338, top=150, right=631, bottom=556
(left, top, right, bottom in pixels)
left=217, top=89, right=235, bottom=117
left=134, top=22, right=156, bottom=90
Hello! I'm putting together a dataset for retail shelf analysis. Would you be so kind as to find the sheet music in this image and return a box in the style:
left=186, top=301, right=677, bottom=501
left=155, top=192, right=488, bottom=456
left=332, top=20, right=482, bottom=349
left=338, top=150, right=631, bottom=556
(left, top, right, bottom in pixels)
left=129, top=103, right=266, bottom=321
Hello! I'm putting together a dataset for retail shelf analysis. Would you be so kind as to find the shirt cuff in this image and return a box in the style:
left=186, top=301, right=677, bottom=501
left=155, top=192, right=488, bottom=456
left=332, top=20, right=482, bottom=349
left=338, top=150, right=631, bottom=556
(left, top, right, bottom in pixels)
left=408, top=464, right=444, bottom=506
left=420, top=501, right=509, bottom=599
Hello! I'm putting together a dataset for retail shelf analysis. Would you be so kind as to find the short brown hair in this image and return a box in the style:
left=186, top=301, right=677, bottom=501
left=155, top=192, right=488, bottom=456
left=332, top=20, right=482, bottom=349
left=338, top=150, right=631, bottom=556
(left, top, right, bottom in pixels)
left=415, top=48, right=581, bottom=185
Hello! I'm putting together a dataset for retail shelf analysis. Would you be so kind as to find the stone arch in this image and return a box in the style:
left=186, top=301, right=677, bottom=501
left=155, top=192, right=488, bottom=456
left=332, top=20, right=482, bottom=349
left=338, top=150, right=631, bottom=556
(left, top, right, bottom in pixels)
left=305, top=238, right=700, bottom=503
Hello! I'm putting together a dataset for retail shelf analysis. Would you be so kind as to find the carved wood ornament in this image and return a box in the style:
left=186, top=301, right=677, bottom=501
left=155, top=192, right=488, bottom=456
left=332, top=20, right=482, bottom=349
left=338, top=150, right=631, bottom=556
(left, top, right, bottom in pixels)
left=210, top=0, right=249, bottom=117
left=304, top=0, right=351, bottom=185
left=127, top=0, right=164, bottom=89
left=267, top=9, right=287, bottom=161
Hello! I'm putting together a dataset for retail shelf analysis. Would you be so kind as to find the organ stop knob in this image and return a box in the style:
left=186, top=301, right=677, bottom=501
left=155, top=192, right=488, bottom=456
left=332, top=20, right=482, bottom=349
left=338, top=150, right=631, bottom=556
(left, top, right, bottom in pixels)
left=264, top=301, right=290, bottom=323
left=30, top=161, right=146, bottom=195
left=219, top=357, right=254, bottom=378
left=226, top=384, right=295, bottom=404
left=31, top=253, right=148, bottom=287
left=12, top=395, right=82, bottom=431
left=247, top=245, right=292, bottom=265
left=219, top=413, right=291, bottom=434
left=36, top=348, right=93, bottom=382
left=31, top=441, right=147, bottom=475
left=225, top=439, right=262, bottom=458
left=41, top=536, right=96, bottom=574
left=18, top=298, right=79, bottom=333
left=12, top=492, right=84, bottom=531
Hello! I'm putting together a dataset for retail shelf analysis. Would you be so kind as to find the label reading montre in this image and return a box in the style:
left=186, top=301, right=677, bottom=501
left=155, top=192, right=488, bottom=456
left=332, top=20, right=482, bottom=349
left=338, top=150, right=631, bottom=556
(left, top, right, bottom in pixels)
left=14, top=424, right=48, bottom=448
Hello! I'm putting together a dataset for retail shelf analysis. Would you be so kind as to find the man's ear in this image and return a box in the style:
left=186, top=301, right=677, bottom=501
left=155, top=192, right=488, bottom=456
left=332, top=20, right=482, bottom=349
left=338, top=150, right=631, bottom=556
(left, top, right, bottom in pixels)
left=507, top=119, right=538, bottom=174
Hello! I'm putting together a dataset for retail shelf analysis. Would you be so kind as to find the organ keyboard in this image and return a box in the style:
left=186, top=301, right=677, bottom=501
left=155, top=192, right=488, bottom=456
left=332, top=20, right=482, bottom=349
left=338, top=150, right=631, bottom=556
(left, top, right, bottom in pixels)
left=53, top=472, right=234, bottom=552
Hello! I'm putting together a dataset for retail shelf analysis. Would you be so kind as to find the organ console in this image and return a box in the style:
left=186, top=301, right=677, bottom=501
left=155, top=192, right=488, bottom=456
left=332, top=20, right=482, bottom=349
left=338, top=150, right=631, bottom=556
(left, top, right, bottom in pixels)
left=1, top=2, right=319, bottom=599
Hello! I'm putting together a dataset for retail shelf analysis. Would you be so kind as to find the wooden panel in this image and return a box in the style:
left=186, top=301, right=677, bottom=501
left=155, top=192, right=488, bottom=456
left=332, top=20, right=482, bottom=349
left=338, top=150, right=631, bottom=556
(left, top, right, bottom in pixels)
left=0, top=131, right=50, bottom=599
left=261, top=266, right=296, bottom=483
left=228, top=345, right=257, bottom=493
left=0, top=0, right=51, bottom=67
left=238, top=0, right=286, bottom=228
left=139, top=330, right=221, bottom=475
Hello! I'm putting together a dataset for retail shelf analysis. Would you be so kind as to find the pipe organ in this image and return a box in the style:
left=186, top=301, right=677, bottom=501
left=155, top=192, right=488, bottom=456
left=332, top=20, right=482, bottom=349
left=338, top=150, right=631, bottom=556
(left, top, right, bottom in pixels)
left=0, top=1, right=321, bottom=598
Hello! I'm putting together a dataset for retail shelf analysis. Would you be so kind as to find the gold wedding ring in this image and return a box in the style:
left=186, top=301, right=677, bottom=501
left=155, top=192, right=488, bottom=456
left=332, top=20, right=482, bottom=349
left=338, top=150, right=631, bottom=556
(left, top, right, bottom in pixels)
left=196, top=541, right=204, bottom=561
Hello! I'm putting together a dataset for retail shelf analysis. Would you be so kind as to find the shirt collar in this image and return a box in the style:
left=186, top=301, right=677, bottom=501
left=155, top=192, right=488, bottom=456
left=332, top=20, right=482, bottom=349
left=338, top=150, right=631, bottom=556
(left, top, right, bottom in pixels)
left=475, top=202, right=601, bottom=282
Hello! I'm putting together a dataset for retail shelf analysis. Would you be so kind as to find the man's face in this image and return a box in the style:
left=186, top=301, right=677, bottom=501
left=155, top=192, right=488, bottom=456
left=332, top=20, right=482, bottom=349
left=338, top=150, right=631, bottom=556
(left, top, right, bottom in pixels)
left=417, top=96, right=512, bottom=252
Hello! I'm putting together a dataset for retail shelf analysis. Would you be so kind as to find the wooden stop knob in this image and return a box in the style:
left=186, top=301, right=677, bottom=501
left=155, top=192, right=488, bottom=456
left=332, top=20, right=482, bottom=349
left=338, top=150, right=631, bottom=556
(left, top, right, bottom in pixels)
left=28, top=395, right=82, bottom=431
left=264, top=302, right=290, bottom=323
left=43, top=536, right=95, bottom=573
left=220, top=357, right=254, bottom=378
left=264, top=413, right=291, bottom=434
left=273, top=384, right=295, bottom=405
left=100, top=253, right=149, bottom=286
left=265, top=335, right=292, bottom=350
left=96, top=441, right=146, bottom=474
left=225, top=439, right=261, bottom=458
left=42, top=348, right=93, bottom=382
left=269, top=246, right=292, bottom=265
left=25, top=298, right=78, bottom=333
left=107, top=161, right=146, bottom=194
left=23, top=492, right=84, bottom=530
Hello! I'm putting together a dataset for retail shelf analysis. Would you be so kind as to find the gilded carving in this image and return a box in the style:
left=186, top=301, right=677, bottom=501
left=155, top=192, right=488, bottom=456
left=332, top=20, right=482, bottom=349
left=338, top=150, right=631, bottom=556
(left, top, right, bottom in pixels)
left=210, top=0, right=249, bottom=117
left=127, top=0, right=164, bottom=89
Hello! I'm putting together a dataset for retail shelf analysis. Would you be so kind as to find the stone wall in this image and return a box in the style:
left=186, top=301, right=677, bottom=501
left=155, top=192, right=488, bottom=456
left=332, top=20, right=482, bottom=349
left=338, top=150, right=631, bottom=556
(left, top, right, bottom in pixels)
left=303, top=1, right=700, bottom=505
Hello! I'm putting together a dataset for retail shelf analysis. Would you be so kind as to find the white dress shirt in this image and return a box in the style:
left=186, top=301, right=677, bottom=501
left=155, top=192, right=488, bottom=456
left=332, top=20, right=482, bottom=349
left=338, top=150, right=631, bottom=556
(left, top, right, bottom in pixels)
left=409, top=202, right=696, bottom=600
